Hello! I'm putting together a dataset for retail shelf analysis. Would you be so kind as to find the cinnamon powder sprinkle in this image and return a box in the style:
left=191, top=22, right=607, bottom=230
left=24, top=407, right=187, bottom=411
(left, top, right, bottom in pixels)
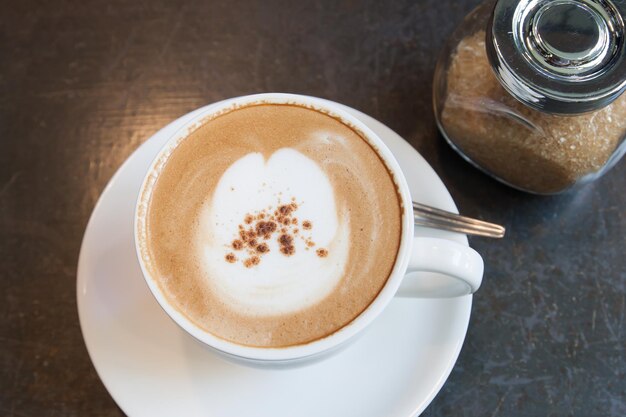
left=225, top=199, right=327, bottom=266
left=278, top=234, right=293, bottom=246
left=278, top=204, right=293, bottom=215
left=256, top=220, right=277, bottom=239
left=316, top=248, right=328, bottom=258
left=280, top=245, right=295, bottom=256
left=243, top=256, right=260, bottom=268
left=278, top=233, right=295, bottom=256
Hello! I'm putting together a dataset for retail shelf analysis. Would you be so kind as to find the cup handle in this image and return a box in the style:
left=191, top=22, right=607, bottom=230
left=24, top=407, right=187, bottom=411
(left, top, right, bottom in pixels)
left=395, top=237, right=484, bottom=298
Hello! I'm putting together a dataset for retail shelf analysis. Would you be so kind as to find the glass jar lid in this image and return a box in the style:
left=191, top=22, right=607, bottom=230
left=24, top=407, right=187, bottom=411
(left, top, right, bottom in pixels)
left=487, top=0, right=626, bottom=114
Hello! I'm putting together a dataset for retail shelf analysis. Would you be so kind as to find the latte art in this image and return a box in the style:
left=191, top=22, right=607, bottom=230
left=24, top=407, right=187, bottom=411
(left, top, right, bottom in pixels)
left=138, top=103, right=402, bottom=347
left=199, top=148, right=349, bottom=316
left=211, top=149, right=334, bottom=266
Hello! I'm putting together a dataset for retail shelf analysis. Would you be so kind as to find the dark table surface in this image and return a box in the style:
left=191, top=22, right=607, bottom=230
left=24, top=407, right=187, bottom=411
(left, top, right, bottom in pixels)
left=1, top=0, right=625, bottom=416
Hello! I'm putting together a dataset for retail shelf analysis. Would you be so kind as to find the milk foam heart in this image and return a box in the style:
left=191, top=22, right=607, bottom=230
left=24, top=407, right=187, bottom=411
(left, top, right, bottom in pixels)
left=198, top=148, right=350, bottom=316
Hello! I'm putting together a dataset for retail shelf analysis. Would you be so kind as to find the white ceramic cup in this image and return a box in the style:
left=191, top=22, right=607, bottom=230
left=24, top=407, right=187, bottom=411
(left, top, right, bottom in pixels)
left=134, top=93, right=483, bottom=367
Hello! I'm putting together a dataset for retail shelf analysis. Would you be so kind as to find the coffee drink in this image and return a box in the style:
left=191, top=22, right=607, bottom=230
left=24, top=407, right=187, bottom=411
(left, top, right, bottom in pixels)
left=136, top=103, right=402, bottom=347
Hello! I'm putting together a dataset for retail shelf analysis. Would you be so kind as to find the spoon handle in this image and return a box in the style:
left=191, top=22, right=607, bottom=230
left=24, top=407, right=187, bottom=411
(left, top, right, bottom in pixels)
left=413, top=202, right=505, bottom=238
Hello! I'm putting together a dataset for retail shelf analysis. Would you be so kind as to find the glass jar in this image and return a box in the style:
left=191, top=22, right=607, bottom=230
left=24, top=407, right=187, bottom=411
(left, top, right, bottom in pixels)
left=433, top=0, right=626, bottom=194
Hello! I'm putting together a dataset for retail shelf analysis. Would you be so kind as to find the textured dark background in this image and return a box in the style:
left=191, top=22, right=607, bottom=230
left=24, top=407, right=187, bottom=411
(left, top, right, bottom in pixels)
left=1, top=0, right=625, bottom=416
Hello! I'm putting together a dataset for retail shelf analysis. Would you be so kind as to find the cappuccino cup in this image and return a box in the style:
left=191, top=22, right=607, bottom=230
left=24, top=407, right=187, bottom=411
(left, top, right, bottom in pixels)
left=134, top=93, right=483, bottom=366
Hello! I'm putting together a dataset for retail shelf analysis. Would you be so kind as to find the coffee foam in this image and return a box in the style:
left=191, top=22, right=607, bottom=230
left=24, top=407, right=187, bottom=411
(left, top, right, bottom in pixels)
left=139, top=103, right=402, bottom=347
left=199, top=148, right=350, bottom=316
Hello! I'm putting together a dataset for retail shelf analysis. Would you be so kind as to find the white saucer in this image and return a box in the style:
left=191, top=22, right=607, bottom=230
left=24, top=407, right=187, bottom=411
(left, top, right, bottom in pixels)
left=77, top=100, right=472, bottom=417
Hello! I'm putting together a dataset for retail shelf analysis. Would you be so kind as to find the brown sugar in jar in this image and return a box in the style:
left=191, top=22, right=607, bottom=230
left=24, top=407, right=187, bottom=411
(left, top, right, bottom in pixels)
left=433, top=1, right=626, bottom=194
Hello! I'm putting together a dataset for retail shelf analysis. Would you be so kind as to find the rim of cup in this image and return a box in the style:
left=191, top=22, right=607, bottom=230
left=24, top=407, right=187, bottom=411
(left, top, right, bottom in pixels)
left=134, top=93, right=414, bottom=362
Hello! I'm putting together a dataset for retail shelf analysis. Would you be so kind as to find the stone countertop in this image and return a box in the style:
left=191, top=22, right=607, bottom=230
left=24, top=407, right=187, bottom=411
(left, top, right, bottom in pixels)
left=1, top=0, right=624, bottom=415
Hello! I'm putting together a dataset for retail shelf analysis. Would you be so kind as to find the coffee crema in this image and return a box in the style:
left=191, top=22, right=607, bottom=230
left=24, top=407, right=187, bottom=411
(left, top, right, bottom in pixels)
left=137, top=103, right=402, bottom=347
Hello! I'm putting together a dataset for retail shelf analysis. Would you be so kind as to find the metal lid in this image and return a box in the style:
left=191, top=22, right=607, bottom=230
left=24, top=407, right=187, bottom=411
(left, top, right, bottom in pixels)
left=487, top=0, right=626, bottom=114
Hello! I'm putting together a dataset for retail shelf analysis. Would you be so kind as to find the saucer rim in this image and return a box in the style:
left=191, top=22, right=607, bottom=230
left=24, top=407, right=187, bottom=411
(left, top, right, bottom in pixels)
left=76, top=99, right=472, bottom=417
